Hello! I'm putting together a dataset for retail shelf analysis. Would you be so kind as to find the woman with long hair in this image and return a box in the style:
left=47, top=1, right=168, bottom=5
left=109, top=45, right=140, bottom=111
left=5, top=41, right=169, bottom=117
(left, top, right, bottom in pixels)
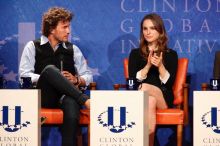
left=128, top=13, right=178, bottom=146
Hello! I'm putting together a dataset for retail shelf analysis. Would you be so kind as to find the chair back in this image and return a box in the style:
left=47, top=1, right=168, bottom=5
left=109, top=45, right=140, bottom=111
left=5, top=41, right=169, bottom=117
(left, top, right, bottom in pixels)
left=124, top=58, right=129, bottom=79
left=123, top=58, right=188, bottom=106
left=172, top=58, right=188, bottom=105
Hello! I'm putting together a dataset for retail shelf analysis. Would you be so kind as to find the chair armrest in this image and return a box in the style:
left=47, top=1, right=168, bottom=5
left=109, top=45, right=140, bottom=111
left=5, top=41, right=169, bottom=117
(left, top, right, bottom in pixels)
left=113, top=84, right=126, bottom=90
left=89, top=82, right=97, bottom=90
left=201, top=83, right=209, bottom=91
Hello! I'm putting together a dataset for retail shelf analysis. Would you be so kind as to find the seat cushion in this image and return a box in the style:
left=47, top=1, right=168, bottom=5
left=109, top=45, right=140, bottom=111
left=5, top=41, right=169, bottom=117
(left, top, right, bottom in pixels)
left=79, top=109, right=90, bottom=125
left=41, top=108, right=90, bottom=125
left=156, top=109, right=184, bottom=125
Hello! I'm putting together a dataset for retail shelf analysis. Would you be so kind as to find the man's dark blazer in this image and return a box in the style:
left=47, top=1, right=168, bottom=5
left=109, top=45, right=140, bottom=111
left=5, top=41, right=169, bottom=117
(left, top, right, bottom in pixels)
left=213, top=51, right=220, bottom=79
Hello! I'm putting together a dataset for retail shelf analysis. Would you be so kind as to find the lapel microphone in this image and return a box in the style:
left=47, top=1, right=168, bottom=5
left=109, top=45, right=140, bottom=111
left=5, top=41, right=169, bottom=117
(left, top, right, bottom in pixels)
left=60, top=54, right=64, bottom=72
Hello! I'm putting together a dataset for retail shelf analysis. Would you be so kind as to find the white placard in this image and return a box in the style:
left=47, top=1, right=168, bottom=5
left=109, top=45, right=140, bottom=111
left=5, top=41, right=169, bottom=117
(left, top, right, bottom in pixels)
left=91, top=90, right=148, bottom=146
left=194, top=91, right=220, bottom=146
left=0, top=89, right=40, bottom=146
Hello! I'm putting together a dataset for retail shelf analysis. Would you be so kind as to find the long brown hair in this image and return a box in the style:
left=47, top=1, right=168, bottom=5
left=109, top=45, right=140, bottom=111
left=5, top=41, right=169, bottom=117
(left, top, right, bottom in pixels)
left=139, top=13, right=168, bottom=58
left=42, top=7, right=73, bottom=37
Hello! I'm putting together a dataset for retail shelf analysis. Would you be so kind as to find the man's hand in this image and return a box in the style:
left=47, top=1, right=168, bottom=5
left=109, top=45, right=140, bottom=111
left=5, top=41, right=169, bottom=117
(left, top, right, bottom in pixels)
left=61, top=71, right=78, bottom=85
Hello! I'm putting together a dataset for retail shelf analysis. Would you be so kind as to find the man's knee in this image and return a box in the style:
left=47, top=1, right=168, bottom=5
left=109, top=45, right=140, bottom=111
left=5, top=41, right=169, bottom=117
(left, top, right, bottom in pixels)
left=41, top=65, right=58, bottom=74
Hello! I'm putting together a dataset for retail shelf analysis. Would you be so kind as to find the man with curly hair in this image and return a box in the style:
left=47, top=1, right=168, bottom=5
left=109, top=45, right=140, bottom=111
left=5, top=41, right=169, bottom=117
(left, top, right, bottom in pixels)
left=19, top=7, right=93, bottom=146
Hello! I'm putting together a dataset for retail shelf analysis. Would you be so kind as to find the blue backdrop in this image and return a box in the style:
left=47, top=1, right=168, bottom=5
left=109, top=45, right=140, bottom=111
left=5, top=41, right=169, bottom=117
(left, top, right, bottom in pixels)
left=0, top=0, right=220, bottom=146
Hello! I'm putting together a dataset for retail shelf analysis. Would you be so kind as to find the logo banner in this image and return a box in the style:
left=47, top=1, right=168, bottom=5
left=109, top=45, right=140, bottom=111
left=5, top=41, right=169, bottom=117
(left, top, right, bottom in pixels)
left=91, top=91, right=148, bottom=146
left=0, top=89, right=40, bottom=146
left=194, top=91, right=220, bottom=146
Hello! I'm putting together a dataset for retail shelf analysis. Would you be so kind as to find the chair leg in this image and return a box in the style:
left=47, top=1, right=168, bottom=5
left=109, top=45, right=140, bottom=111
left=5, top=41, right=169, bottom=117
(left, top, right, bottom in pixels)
left=177, top=124, right=183, bottom=146
left=88, top=124, right=90, bottom=146
left=77, top=127, right=83, bottom=146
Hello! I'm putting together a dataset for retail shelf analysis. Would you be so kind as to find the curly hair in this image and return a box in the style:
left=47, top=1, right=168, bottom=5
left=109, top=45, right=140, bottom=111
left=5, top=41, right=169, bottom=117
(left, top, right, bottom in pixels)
left=42, top=7, right=73, bottom=37
left=139, top=13, right=168, bottom=58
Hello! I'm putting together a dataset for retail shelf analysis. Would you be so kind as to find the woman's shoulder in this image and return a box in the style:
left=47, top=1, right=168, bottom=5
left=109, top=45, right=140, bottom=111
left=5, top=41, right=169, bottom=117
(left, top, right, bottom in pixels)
left=167, top=48, right=177, bottom=53
left=166, top=48, right=178, bottom=56
left=164, top=48, right=178, bottom=62
left=129, top=48, right=142, bottom=59
left=130, top=48, right=139, bottom=53
left=130, top=48, right=140, bottom=56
